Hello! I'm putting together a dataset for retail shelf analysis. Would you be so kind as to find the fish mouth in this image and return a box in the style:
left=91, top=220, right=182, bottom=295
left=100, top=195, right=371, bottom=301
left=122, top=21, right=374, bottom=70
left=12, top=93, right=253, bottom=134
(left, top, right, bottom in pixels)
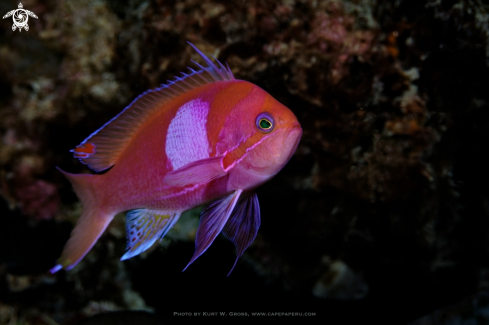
left=283, top=125, right=302, bottom=162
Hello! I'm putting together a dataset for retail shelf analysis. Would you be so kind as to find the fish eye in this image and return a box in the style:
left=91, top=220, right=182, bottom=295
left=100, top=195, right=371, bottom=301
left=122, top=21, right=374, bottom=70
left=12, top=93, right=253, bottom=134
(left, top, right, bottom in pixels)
left=256, top=113, right=274, bottom=133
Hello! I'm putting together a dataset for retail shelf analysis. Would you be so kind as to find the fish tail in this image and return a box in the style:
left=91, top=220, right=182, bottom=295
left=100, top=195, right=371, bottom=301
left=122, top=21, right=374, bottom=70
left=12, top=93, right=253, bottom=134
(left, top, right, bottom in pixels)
left=50, top=167, right=115, bottom=273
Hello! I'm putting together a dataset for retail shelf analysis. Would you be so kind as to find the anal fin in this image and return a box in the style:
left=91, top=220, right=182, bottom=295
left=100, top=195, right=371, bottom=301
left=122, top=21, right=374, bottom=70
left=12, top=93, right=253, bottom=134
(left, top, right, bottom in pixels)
left=121, top=209, right=181, bottom=260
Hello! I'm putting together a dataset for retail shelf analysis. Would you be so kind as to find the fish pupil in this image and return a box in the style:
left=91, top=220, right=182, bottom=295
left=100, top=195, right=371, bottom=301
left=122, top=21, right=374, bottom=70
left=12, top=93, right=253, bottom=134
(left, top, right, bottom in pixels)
left=260, top=119, right=271, bottom=129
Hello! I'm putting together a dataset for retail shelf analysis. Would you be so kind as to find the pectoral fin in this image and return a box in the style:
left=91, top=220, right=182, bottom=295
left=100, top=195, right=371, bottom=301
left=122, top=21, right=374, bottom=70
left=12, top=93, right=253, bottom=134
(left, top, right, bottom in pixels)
left=183, top=189, right=242, bottom=271
left=222, top=191, right=261, bottom=276
left=163, top=156, right=227, bottom=187
left=121, top=209, right=181, bottom=260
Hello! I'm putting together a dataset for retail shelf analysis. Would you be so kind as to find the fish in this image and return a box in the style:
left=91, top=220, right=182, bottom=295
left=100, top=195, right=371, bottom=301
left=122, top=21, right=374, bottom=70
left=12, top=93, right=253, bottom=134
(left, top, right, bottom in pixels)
left=50, top=42, right=302, bottom=275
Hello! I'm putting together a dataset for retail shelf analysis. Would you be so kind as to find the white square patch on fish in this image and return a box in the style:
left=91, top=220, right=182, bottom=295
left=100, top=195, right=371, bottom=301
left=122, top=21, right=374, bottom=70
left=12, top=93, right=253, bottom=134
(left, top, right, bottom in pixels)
left=166, top=99, right=210, bottom=170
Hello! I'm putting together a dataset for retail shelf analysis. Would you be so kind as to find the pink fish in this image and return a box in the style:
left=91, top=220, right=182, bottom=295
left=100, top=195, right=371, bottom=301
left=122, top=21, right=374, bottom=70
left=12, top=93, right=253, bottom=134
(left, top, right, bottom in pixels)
left=51, top=42, right=302, bottom=275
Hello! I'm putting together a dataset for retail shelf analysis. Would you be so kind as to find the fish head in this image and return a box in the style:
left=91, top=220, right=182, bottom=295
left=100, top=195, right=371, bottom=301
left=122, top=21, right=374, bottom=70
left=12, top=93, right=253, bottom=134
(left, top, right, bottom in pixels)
left=222, top=82, right=302, bottom=189
left=246, top=93, right=302, bottom=174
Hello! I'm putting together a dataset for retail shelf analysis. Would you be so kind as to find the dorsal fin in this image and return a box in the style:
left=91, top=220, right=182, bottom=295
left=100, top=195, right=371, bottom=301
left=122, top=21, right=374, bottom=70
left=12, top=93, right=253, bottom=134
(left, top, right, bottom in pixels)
left=72, top=42, right=235, bottom=172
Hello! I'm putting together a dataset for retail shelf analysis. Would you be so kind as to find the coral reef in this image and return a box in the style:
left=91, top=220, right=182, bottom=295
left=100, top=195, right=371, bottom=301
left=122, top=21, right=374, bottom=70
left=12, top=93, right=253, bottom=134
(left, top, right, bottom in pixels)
left=1, top=0, right=489, bottom=323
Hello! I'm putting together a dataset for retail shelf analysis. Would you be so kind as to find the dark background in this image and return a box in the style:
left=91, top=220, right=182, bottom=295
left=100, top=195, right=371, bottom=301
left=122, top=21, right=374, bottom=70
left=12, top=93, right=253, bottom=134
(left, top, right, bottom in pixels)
left=1, top=0, right=489, bottom=324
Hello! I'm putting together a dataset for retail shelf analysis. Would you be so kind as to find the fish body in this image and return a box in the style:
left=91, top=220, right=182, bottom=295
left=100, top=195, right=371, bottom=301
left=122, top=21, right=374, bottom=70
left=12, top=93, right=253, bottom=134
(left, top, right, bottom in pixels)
left=51, top=43, right=302, bottom=275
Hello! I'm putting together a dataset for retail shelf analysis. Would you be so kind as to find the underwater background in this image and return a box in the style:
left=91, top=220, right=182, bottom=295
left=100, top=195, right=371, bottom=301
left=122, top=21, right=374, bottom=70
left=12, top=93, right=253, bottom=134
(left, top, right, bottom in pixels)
left=1, top=0, right=489, bottom=324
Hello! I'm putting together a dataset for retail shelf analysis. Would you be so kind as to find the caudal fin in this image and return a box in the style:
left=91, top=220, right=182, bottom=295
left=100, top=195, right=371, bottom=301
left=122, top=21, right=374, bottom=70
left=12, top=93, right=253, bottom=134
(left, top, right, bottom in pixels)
left=50, top=167, right=115, bottom=273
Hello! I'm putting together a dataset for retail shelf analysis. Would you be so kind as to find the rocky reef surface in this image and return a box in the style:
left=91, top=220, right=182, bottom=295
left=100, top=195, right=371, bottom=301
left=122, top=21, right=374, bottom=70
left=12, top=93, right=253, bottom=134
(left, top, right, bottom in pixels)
left=1, top=0, right=489, bottom=323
